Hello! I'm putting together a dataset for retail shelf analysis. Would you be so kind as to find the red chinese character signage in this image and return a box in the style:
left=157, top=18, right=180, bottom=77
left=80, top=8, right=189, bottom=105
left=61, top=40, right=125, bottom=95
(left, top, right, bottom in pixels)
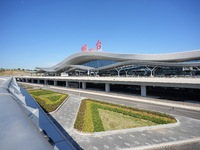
left=96, top=40, right=102, bottom=50
left=81, top=40, right=102, bottom=52
left=81, top=44, right=87, bottom=52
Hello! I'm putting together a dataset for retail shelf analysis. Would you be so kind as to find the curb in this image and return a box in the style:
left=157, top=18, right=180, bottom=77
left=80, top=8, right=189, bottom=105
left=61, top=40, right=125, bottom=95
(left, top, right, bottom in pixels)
left=48, top=95, right=70, bottom=114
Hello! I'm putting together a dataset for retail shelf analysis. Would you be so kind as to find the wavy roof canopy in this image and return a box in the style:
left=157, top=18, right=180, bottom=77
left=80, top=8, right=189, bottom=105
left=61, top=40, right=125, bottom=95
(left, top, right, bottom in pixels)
left=36, top=50, right=200, bottom=73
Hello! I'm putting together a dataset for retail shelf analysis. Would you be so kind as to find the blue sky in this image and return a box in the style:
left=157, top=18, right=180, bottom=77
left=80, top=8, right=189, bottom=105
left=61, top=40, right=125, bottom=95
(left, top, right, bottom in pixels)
left=0, top=0, right=200, bottom=70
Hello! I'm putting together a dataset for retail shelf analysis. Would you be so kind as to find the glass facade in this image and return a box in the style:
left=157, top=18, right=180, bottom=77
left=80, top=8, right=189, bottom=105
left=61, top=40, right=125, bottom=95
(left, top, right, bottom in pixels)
left=81, top=60, right=118, bottom=68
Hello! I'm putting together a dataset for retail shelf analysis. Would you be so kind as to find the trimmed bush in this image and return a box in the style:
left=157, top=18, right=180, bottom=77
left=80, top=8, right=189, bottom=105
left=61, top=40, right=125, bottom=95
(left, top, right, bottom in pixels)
left=29, top=89, right=55, bottom=96
left=74, top=99, right=176, bottom=132
left=82, top=100, right=94, bottom=132
left=28, top=89, right=68, bottom=112
left=91, top=103, right=104, bottom=132
left=74, top=100, right=86, bottom=131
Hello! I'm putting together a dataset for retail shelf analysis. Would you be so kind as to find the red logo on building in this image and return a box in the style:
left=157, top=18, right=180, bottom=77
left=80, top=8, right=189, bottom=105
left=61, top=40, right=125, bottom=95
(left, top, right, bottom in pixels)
left=81, top=44, right=88, bottom=52
left=96, top=40, right=102, bottom=50
left=81, top=40, right=102, bottom=52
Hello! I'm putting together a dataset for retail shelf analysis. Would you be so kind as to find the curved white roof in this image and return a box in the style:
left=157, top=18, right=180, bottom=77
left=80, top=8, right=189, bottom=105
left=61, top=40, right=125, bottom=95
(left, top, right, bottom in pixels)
left=36, top=49, right=200, bottom=72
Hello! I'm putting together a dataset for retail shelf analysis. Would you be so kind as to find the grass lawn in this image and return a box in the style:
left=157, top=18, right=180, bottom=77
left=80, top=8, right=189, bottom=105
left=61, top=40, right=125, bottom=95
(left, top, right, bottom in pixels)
left=74, top=99, right=176, bottom=132
left=28, top=89, right=68, bottom=112
left=99, top=109, right=156, bottom=131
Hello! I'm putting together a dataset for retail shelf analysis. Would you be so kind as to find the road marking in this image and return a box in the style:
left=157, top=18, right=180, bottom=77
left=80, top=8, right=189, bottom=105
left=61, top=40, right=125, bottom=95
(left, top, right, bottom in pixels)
left=168, top=130, right=174, bottom=133
left=93, top=146, right=98, bottom=150
left=169, top=137, right=176, bottom=141
left=134, top=141, right=140, bottom=145
left=125, top=143, right=130, bottom=146
left=153, top=139, right=159, bottom=143
left=130, top=135, right=135, bottom=138
left=162, top=138, right=168, bottom=142
left=141, top=133, right=146, bottom=136
left=147, top=131, right=153, bottom=134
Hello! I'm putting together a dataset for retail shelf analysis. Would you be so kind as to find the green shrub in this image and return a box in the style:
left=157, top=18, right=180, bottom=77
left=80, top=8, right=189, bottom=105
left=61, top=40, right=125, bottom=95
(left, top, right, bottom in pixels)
left=74, top=99, right=176, bottom=132
left=29, top=89, right=68, bottom=112
left=91, top=103, right=104, bottom=132
left=82, top=100, right=94, bottom=132
left=47, top=95, right=62, bottom=102
left=92, top=102, right=175, bottom=124
left=88, top=99, right=176, bottom=123
left=74, top=100, right=86, bottom=131
left=29, top=89, right=55, bottom=96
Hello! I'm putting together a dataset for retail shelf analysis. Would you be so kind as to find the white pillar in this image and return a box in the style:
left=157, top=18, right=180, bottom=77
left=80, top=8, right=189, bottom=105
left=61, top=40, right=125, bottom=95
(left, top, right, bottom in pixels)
left=31, top=79, right=34, bottom=83
left=37, top=80, right=40, bottom=84
left=82, top=82, right=86, bottom=89
left=54, top=80, right=57, bottom=86
left=25, top=78, right=28, bottom=82
left=105, top=83, right=110, bottom=92
left=44, top=80, right=47, bottom=85
left=66, top=81, right=69, bottom=87
left=141, top=85, right=147, bottom=97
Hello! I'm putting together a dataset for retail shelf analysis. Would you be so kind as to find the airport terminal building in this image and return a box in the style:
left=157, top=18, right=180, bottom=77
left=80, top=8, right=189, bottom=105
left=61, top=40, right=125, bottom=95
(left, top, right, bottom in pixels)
left=36, top=50, right=200, bottom=77
left=17, top=49, right=200, bottom=102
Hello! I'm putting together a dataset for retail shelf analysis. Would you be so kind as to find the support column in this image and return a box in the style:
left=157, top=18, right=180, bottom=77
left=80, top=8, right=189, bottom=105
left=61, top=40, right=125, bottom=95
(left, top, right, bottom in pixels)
left=82, top=82, right=86, bottom=89
left=37, top=80, right=40, bottom=84
left=31, top=79, right=34, bottom=83
left=66, top=81, right=69, bottom=87
left=25, top=78, right=28, bottom=82
left=44, top=80, right=47, bottom=85
left=105, top=83, right=110, bottom=92
left=141, top=85, right=147, bottom=97
left=54, top=80, right=57, bottom=86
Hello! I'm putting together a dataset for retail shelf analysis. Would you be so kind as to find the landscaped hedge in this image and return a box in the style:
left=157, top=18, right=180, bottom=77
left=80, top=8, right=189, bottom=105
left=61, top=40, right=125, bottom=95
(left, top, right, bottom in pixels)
left=74, top=99, right=176, bottom=132
left=91, top=103, right=173, bottom=124
left=28, top=89, right=68, bottom=112
left=74, top=100, right=86, bottom=131
left=82, top=101, right=94, bottom=132
left=89, top=99, right=176, bottom=123
left=91, top=103, right=104, bottom=132
left=29, top=89, right=55, bottom=96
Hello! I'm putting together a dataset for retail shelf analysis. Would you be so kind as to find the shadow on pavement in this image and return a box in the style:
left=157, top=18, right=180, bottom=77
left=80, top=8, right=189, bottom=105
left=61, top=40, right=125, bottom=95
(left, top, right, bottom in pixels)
left=47, top=114, right=83, bottom=150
